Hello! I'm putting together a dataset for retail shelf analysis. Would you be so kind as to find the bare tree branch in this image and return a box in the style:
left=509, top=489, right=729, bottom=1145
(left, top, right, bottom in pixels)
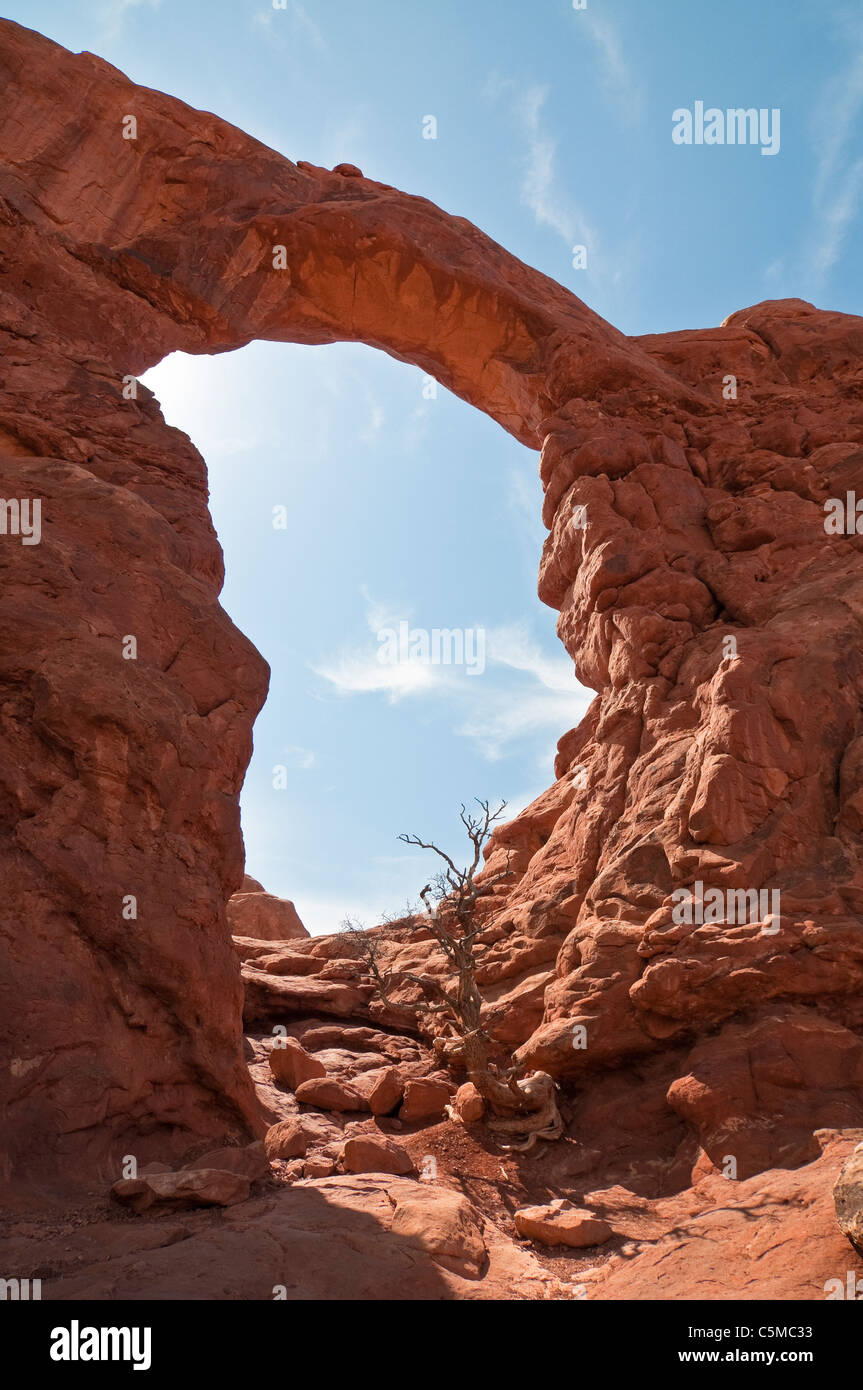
left=340, top=799, right=554, bottom=1123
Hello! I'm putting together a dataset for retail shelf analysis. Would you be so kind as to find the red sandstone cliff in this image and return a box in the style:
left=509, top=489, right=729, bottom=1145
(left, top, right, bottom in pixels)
left=1, top=16, right=862, bottom=1216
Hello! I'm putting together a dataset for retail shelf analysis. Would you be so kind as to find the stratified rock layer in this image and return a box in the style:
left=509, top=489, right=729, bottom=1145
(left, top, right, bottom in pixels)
left=0, top=17, right=862, bottom=1187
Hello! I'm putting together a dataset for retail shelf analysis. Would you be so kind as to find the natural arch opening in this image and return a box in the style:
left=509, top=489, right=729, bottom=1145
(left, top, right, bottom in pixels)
left=141, top=339, right=588, bottom=936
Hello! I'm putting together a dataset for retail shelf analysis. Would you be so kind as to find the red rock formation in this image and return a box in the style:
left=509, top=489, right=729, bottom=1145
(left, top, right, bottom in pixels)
left=227, top=877, right=308, bottom=940
left=1, top=14, right=862, bottom=1206
left=585, top=1132, right=861, bottom=1300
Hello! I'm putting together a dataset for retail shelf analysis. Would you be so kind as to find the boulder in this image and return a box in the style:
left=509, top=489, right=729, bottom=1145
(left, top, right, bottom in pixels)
left=303, top=1156, right=338, bottom=1178
left=228, top=887, right=308, bottom=941
left=268, top=1037, right=327, bottom=1090
left=352, top=1066, right=406, bottom=1116
left=514, top=1200, right=614, bottom=1249
left=264, top=1120, right=313, bottom=1161
left=451, top=1082, right=485, bottom=1123
left=111, top=1170, right=250, bottom=1213
left=294, top=1077, right=369, bottom=1112
left=399, top=1076, right=456, bottom=1123
left=341, top=1136, right=414, bottom=1176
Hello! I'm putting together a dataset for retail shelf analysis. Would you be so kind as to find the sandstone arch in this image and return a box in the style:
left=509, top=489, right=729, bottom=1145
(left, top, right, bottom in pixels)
left=2, top=18, right=863, bottom=1187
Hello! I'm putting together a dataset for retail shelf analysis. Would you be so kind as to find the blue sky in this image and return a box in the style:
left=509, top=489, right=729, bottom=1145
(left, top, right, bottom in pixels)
left=8, top=0, right=863, bottom=930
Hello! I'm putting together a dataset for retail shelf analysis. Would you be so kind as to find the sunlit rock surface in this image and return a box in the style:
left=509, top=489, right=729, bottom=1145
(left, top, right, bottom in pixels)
left=1, top=17, right=862, bottom=1254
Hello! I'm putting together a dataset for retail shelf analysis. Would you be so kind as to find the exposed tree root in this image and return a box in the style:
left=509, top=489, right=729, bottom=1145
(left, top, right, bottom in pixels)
left=465, top=1069, right=565, bottom=1151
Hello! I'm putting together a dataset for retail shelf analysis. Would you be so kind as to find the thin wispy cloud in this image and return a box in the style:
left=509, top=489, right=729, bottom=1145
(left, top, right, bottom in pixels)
left=141, top=352, right=266, bottom=458
left=283, top=744, right=316, bottom=770
left=315, top=649, right=436, bottom=699
left=812, top=17, right=863, bottom=202
left=507, top=466, right=547, bottom=569
left=518, top=83, right=598, bottom=253
left=312, top=598, right=589, bottom=760
left=359, top=401, right=385, bottom=445
left=286, top=890, right=403, bottom=936
left=291, top=0, right=327, bottom=52
left=484, top=75, right=614, bottom=287
left=812, top=158, right=863, bottom=281
left=482, top=9, right=639, bottom=296
left=486, top=623, right=576, bottom=693
left=806, top=8, right=863, bottom=287
left=458, top=621, right=589, bottom=759
left=312, top=595, right=437, bottom=701
left=580, top=10, right=643, bottom=118
left=455, top=687, right=587, bottom=762
left=255, top=0, right=327, bottom=50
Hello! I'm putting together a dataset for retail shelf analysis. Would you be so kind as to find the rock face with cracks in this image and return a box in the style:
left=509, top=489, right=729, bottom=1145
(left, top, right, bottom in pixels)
left=1, top=16, right=862, bottom=1202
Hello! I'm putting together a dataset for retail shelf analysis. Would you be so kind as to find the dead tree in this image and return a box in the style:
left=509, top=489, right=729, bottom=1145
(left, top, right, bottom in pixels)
left=341, top=799, right=563, bottom=1149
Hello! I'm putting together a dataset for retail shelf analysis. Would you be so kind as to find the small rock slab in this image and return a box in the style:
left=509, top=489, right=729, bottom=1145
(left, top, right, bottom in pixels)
left=514, top=1199, right=614, bottom=1249
left=111, top=1169, right=250, bottom=1213
left=352, top=1066, right=405, bottom=1115
left=269, top=1037, right=327, bottom=1089
left=295, top=1076, right=368, bottom=1112
left=451, top=1081, right=484, bottom=1122
left=341, top=1135, right=414, bottom=1176
left=399, top=1075, right=455, bottom=1122
left=265, top=1119, right=314, bottom=1161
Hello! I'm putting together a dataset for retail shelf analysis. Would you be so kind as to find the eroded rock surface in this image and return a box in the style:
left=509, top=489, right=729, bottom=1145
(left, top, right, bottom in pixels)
left=17, top=1177, right=564, bottom=1301
left=0, top=16, right=862, bottom=1266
